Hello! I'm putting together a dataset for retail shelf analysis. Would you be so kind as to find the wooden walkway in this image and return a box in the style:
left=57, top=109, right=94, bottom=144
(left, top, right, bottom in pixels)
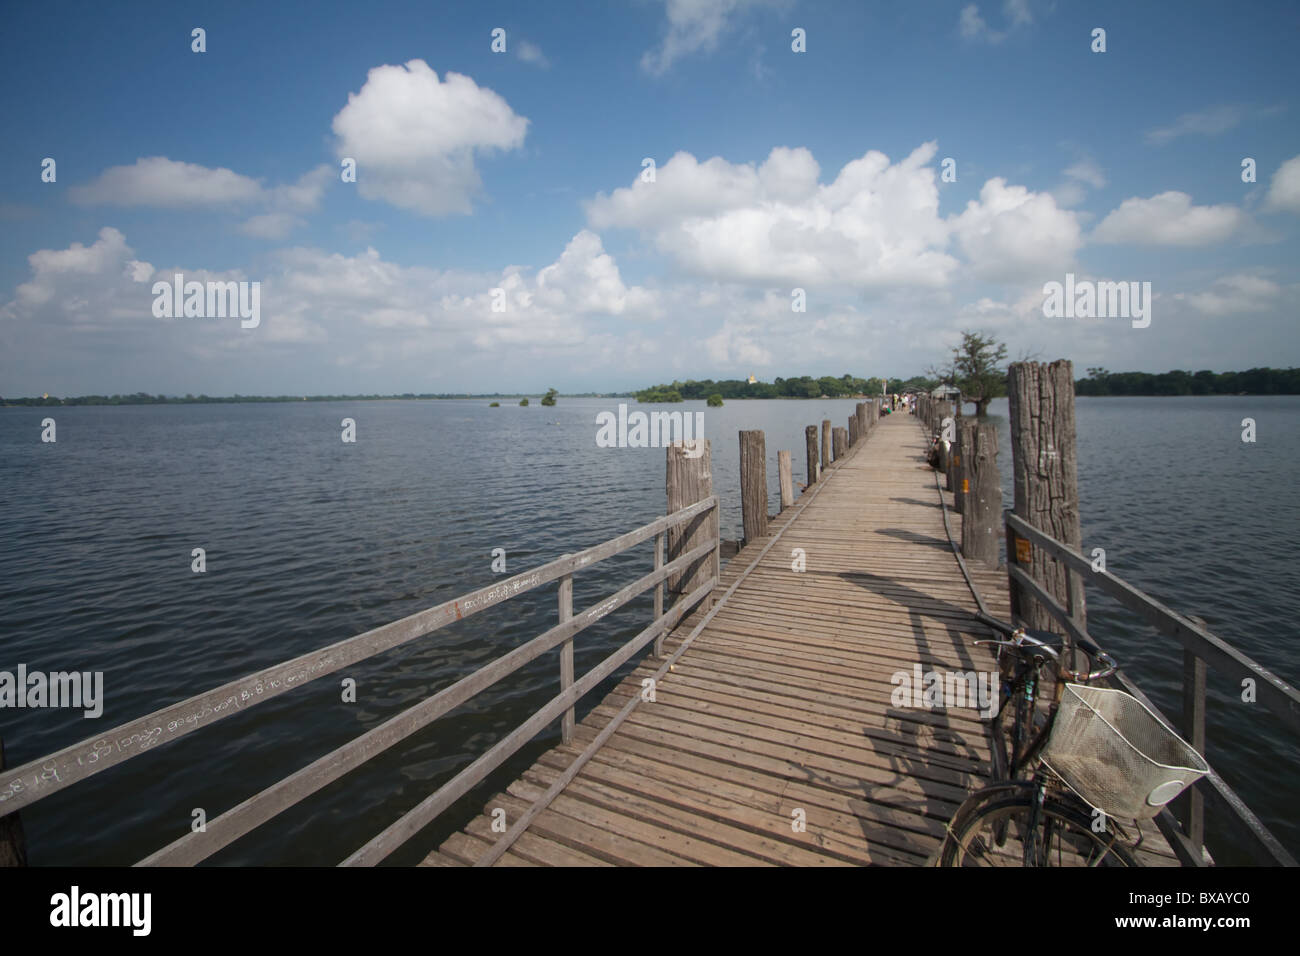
left=423, top=414, right=1156, bottom=866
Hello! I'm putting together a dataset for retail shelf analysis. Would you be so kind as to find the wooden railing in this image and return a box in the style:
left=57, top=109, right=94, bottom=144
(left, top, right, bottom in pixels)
left=1004, top=510, right=1300, bottom=867
left=0, top=496, right=721, bottom=866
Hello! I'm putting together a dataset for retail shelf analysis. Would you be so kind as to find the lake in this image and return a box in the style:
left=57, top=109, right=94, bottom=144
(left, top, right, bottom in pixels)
left=1, top=395, right=1296, bottom=864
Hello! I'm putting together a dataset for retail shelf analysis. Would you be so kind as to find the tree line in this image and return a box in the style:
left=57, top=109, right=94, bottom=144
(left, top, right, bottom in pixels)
left=1, top=390, right=629, bottom=407
left=635, top=374, right=890, bottom=403
left=1075, top=367, right=1300, bottom=396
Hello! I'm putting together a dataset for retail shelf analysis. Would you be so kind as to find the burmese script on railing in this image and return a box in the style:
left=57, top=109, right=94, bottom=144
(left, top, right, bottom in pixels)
left=0, top=654, right=337, bottom=806
left=459, top=573, right=542, bottom=614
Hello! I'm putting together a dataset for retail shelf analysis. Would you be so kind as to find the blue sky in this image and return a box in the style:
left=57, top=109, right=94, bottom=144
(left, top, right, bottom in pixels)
left=2, top=0, right=1298, bottom=396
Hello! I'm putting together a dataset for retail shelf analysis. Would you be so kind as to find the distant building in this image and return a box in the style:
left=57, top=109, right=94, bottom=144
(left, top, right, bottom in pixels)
left=747, top=374, right=757, bottom=384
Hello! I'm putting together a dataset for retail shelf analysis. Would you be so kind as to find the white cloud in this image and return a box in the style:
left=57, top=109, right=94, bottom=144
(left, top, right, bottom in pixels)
left=959, top=5, right=1004, bottom=43
left=4, top=226, right=653, bottom=360
left=1173, top=274, right=1282, bottom=315
left=69, top=157, right=264, bottom=207
left=1144, top=105, right=1243, bottom=145
left=950, top=178, right=1082, bottom=281
left=1265, top=154, right=1300, bottom=213
left=516, top=40, right=549, bottom=68
left=1091, top=191, right=1246, bottom=245
left=1052, top=157, right=1106, bottom=209
left=587, top=142, right=960, bottom=289
left=705, top=319, right=773, bottom=367
left=238, top=213, right=305, bottom=240
left=1004, top=0, right=1033, bottom=26
left=1063, top=158, right=1105, bottom=190
left=331, top=59, right=528, bottom=216
left=641, top=0, right=779, bottom=75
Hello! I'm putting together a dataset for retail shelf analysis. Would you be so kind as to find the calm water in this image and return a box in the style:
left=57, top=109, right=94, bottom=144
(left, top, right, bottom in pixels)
left=0, top=396, right=1296, bottom=864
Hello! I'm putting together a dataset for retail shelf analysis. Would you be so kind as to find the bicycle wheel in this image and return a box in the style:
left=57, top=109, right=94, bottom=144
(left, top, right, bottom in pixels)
left=938, top=786, right=1138, bottom=867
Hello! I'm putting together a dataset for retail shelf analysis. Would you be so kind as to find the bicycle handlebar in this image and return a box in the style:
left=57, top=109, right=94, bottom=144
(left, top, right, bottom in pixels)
left=974, top=627, right=1117, bottom=682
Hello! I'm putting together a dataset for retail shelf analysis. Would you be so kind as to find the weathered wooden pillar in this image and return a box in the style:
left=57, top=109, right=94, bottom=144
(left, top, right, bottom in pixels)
left=739, top=430, right=768, bottom=544
left=857, top=402, right=868, bottom=437
left=832, top=426, right=847, bottom=461
left=0, top=740, right=27, bottom=866
left=1006, top=360, right=1085, bottom=630
left=778, top=451, right=794, bottom=510
left=961, top=422, right=1000, bottom=568
left=820, top=420, right=831, bottom=471
left=805, top=425, right=818, bottom=487
left=666, top=439, right=718, bottom=607
left=848, top=416, right=858, bottom=446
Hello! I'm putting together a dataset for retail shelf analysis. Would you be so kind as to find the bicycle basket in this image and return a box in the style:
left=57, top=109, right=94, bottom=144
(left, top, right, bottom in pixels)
left=1040, top=684, right=1209, bottom=820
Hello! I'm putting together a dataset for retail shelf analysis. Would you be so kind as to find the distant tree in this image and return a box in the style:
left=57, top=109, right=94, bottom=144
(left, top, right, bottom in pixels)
left=540, top=388, right=558, bottom=407
left=489, top=401, right=500, bottom=407
left=949, top=330, right=1008, bottom=417
left=707, top=393, right=724, bottom=407
left=519, top=397, right=529, bottom=406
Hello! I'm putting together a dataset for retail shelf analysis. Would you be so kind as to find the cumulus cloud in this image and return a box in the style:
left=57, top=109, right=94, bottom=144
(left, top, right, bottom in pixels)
left=1091, top=191, right=1246, bottom=245
left=951, top=179, right=1082, bottom=281
left=70, top=158, right=331, bottom=241
left=586, top=142, right=1082, bottom=288
left=3, top=226, right=652, bottom=357
left=1265, top=154, right=1300, bottom=213
left=331, top=59, right=528, bottom=216
left=69, top=157, right=264, bottom=207
left=587, top=142, right=962, bottom=289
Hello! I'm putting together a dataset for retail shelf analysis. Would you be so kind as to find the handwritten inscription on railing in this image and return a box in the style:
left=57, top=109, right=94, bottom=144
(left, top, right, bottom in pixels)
left=0, top=654, right=335, bottom=806
left=459, top=573, right=542, bottom=613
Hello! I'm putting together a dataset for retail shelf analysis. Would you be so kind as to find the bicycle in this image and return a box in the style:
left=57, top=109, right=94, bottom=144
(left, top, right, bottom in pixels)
left=936, top=626, right=1208, bottom=867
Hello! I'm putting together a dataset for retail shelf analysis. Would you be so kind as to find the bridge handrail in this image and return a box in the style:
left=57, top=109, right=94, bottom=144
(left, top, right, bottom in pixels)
left=1004, top=509, right=1299, bottom=867
left=0, top=496, right=720, bottom=856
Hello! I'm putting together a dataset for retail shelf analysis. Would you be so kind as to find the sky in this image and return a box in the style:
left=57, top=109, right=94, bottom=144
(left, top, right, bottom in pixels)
left=2, top=0, right=1298, bottom=397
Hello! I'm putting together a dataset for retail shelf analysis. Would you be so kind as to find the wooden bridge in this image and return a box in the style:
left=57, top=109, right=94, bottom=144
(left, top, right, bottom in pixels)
left=426, top=412, right=1015, bottom=866
left=3, top=362, right=1296, bottom=867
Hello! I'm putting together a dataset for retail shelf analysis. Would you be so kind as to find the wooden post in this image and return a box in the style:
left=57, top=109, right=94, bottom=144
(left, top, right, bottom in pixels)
left=821, top=420, right=831, bottom=471
left=1179, top=616, right=1208, bottom=854
left=739, top=430, right=768, bottom=544
left=0, top=740, right=27, bottom=867
left=559, top=570, right=574, bottom=743
left=848, top=416, right=858, bottom=446
left=805, top=425, right=818, bottom=487
left=778, top=451, right=794, bottom=510
left=832, top=426, right=847, bottom=461
left=857, top=402, right=868, bottom=438
left=961, top=422, right=1000, bottom=568
left=1006, top=360, right=1085, bottom=631
left=666, top=439, right=718, bottom=606
left=652, top=532, right=666, bottom=657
